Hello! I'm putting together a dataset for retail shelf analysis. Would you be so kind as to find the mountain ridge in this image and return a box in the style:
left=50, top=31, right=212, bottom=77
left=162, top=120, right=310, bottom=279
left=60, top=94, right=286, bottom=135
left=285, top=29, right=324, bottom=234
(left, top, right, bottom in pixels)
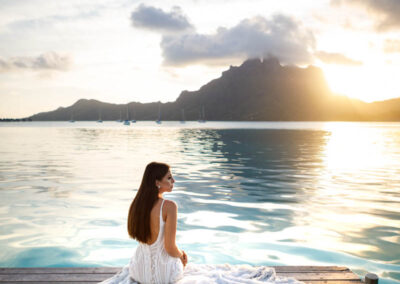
left=26, top=57, right=400, bottom=121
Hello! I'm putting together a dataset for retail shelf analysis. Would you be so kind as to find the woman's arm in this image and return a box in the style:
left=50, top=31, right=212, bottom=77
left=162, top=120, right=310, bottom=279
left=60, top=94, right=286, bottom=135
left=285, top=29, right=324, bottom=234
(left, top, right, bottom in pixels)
left=164, top=200, right=184, bottom=258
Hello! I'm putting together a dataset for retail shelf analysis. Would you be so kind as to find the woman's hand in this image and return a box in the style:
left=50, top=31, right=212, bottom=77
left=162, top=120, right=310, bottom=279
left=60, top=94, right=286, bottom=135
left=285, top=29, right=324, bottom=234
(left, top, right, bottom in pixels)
left=179, top=250, right=187, bottom=267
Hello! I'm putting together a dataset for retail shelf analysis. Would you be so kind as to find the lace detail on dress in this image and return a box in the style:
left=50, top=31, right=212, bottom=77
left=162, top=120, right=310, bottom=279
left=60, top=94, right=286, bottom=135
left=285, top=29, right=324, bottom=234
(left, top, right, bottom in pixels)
left=150, top=245, right=158, bottom=283
left=128, top=199, right=184, bottom=284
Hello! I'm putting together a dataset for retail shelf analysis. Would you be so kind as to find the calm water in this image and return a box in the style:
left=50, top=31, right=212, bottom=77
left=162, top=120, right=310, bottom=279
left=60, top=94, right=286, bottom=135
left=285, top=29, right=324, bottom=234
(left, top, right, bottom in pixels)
left=0, top=121, right=399, bottom=283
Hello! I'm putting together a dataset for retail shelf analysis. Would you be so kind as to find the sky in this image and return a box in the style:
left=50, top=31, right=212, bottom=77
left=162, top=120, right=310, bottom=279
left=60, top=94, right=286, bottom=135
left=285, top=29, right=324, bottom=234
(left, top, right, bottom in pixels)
left=1, top=0, right=400, bottom=118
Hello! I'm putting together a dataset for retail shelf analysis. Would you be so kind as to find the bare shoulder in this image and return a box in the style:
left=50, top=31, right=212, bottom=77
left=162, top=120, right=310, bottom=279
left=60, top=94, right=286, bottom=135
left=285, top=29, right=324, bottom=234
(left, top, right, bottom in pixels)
left=164, top=199, right=178, bottom=212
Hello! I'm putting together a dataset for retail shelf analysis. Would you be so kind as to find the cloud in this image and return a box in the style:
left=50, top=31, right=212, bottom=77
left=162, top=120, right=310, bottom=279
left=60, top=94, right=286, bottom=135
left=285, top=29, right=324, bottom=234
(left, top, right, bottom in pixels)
left=315, top=51, right=363, bottom=65
left=130, top=4, right=193, bottom=33
left=0, top=0, right=104, bottom=31
left=160, top=15, right=316, bottom=66
left=331, top=0, right=400, bottom=31
left=0, top=51, right=73, bottom=73
left=384, top=39, right=400, bottom=53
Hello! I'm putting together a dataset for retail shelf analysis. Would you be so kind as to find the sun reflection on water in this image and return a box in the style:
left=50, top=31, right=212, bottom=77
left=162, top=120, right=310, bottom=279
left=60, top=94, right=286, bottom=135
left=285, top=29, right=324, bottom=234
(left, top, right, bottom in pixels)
left=322, top=123, right=388, bottom=171
left=287, top=122, right=400, bottom=259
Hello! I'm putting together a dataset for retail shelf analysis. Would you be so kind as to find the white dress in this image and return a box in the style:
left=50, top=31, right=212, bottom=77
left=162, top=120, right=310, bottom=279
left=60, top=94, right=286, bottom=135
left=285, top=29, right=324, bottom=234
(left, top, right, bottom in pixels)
left=129, top=199, right=184, bottom=283
left=98, top=199, right=304, bottom=284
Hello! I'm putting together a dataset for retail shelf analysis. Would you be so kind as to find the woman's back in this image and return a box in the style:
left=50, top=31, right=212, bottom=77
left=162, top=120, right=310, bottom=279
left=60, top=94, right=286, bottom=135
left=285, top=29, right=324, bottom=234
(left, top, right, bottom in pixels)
left=129, top=199, right=183, bottom=283
left=146, top=199, right=166, bottom=245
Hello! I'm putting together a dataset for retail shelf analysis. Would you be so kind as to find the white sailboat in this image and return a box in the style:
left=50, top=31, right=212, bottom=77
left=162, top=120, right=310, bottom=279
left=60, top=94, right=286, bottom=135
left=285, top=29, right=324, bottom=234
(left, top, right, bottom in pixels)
left=180, top=108, right=185, bottom=123
left=69, top=110, right=75, bottom=123
left=156, top=103, right=162, bottom=124
left=131, top=104, right=136, bottom=123
left=131, top=106, right=136, bottom=123
left=117, top=110, right=122, bottom=122
left=198, top=105, right=206, bottom=123
left=97, top=109, right=103, bottom=123
left=124, top=105, right=130, bottom=125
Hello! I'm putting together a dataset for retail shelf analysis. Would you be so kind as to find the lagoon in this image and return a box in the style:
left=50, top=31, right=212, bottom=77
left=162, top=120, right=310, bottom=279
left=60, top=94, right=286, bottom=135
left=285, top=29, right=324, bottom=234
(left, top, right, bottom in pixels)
left=0, top=121, right=399, bottom=283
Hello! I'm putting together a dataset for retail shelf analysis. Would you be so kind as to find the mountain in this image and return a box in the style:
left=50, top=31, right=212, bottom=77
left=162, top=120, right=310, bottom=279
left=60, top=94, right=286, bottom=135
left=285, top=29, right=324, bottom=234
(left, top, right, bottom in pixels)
left=27, top=57, right=400, bottom=121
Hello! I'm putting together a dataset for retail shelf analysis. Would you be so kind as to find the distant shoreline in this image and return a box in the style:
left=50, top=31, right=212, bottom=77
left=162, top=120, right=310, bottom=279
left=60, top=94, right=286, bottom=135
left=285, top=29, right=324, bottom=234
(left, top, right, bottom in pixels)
left=0, top=118, right=32, bottom=122
left=2, top=119, right=400, bottom=123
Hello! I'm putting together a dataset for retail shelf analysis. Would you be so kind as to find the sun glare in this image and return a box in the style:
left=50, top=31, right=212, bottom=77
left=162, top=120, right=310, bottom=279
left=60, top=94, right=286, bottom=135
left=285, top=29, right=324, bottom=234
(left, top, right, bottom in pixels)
left=322, top=123, right=387, bottom=170
left=321, top=63, right=399, bottom=103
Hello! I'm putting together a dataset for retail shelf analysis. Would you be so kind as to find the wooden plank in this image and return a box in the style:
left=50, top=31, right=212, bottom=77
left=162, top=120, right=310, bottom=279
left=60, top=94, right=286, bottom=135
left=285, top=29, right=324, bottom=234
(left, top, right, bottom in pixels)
left=0, top=279, right=361, bottom=284
left=0, top=273, right=116, bottom=281
left=0, top=266, right=363, bottom=284
left=0, top=274, right=361, bottom=282
left=0, top=280, right=361, bottom=284
left=0, top=267, right=122, bottom=274
left=0, top=266, right=351, bottom=274
left=276, top=272, right=360, bottom=281
left=273, top=266, right=350, bottom=272
left=301, top=282, right=361, bottom=284
left=0, top=266, right=349, bottom=274
left=0, top=282, right=100, bottom=284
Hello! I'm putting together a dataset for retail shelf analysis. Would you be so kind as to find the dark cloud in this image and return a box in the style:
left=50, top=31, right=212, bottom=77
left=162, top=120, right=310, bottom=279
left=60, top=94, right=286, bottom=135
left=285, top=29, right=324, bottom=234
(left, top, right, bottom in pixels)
left=315, top=51, right=363, bottom=66
left=0, top=52, right=72, bottom=72
left=160, top=15, right=316, bottom=66
left=384, top=39, right=400, bottom=53
left=332, top=0, right=400, bottom=31
left=130, top=4, right=193, bottom=33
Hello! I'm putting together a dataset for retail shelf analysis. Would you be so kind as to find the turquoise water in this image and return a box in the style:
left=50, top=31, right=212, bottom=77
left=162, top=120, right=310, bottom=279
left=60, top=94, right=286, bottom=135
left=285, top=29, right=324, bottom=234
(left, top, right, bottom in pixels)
left=0, top=121, right=399, bottom=283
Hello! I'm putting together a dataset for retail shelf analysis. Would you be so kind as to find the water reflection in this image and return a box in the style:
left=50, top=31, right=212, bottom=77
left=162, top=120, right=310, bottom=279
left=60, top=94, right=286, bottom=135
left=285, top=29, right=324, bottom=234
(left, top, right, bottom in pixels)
left=175, top=129, right=327, bottom=238
left=173, top=127, right=400, bottom=282
left=0, top=122, right=399, bottom=283
left=307, top=123, right=400, bottom=262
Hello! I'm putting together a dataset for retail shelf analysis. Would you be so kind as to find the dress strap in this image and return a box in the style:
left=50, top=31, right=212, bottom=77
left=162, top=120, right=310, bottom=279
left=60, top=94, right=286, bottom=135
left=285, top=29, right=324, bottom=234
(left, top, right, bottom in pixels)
left=160, top=199, right=165, bottom=223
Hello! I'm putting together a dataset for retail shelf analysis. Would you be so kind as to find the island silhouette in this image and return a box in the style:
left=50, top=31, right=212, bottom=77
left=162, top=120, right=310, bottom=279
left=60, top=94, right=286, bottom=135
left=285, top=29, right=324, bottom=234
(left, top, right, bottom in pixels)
left=22, top=57, right=400, bottom=121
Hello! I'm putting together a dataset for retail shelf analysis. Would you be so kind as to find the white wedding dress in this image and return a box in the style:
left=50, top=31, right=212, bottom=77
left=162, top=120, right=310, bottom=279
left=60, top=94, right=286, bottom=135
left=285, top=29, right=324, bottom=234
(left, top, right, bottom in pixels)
left=100, top=199, right=183, bottom=283
left=98, top=199, right=304, bottom=284
left=129, top=199, right=184, bottom=283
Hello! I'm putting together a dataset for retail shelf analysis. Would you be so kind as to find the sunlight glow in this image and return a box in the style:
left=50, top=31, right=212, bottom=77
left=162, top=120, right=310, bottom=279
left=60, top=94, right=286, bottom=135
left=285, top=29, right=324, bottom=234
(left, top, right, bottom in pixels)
left=322, top=63, right=399, bottom=102
left=322, top=123, right=387, bottom=170
left=287, top=123, right=400, bottom=257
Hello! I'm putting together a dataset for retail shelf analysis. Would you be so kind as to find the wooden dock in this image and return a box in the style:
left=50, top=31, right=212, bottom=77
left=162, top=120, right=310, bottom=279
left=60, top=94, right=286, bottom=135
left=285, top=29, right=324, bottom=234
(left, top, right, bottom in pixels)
left=0, top=266, right=372, bottom=283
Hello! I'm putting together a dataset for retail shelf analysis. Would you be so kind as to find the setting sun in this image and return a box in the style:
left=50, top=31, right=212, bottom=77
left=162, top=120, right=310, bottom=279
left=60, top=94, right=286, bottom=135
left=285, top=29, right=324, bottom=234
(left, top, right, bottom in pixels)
left=322, top=63, right=399, bottom=102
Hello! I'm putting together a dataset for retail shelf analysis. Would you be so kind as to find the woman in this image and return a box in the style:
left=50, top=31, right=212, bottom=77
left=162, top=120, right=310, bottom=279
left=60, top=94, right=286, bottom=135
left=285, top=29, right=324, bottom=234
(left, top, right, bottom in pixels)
left=99, top=162, right=303, bottom=284
left=127, top=162, right=187, bottom=283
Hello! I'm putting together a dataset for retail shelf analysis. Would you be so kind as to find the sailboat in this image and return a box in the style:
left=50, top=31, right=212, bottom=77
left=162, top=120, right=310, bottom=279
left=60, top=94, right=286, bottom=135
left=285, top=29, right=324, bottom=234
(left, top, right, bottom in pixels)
left=180, top=108, right=185, bottom=123
left=198, top=105, right=206, bottom=123
left=124, top=105, right=130, bottom=125
left=131, top=106, right=136, bottom=123
left=156, top=103, right=162, bottom=124
left=69, top=110, right=75, bottom=123
left=116, top=110, right=122, bottom=122
left=97, top=109, right=103, bottom=123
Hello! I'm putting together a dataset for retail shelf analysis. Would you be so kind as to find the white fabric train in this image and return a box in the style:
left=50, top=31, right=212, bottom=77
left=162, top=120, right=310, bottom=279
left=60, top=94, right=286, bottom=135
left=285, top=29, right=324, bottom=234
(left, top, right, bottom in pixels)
left=98, top=263, right=305, bottom=284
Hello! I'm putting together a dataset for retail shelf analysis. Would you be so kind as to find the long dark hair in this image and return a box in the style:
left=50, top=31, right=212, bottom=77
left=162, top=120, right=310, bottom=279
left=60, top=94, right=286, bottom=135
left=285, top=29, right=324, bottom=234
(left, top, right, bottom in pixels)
left=127, top=162, right=170, bottom=243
